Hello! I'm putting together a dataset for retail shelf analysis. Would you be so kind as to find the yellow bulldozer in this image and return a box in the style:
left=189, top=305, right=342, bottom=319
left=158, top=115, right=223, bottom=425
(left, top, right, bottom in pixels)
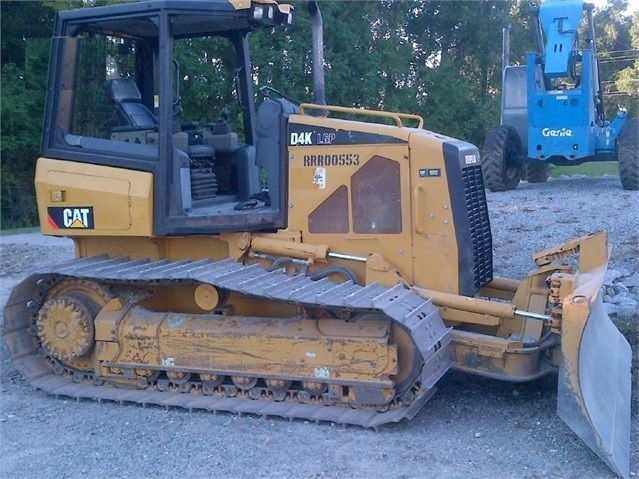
left=3, top=1, right=631, bottom=477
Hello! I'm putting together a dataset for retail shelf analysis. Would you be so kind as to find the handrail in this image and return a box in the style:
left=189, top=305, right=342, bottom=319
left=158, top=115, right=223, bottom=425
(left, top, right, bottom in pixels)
left=298, top=103, right=424, bottom=129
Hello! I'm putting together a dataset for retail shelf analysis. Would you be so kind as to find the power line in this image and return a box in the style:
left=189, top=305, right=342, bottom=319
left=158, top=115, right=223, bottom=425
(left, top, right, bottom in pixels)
left=601, top=79, right=639, bottom=84
left=598, top=49, right=639, bottom=55
left=598, top=54, right=639, bottom=59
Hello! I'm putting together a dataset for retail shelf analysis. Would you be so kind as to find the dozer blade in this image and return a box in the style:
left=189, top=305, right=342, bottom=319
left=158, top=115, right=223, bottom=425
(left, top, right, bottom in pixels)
left=557, top=261, right=631, bottom=479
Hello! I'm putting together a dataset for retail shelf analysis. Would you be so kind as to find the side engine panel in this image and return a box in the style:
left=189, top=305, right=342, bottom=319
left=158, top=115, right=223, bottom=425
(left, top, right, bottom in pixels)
left=285, top=113, right=491, bottom=296
left=36, top=157, right=154, bottom=236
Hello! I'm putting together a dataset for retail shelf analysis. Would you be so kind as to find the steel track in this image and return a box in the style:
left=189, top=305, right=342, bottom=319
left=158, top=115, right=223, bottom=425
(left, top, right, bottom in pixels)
left=4, top=255, right=452, bottom=428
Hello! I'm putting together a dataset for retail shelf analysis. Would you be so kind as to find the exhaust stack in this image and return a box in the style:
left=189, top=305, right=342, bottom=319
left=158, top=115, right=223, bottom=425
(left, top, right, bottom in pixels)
left=308, top=1, right=327, bottom=115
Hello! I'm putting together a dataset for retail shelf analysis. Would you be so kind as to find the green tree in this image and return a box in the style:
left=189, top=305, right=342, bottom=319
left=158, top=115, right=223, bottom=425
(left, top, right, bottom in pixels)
left=404, top=1, right=518, bottom=145
left=592, top=0, right=638, bottom=117
left=612, top=11, right=639, bottom=117
left=1, top=1, right=55, bottom=228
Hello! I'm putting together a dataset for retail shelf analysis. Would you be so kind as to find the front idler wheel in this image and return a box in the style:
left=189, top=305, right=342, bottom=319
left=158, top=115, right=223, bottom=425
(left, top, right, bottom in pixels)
left=37, top=295, right=97, bottom=360
left=36, top=279, right=112, bottom=366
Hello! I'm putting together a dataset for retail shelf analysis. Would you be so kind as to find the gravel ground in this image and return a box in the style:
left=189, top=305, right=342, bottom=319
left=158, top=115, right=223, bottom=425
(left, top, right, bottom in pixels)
left=0, top=175, right=637, bottom=479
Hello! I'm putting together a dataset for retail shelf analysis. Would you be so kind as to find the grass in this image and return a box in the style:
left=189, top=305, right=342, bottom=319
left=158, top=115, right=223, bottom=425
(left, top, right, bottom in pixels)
left=549, top=161, right=619, bottom=177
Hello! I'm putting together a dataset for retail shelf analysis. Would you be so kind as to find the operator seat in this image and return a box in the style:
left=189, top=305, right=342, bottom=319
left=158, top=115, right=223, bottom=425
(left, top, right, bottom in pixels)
left=108, top=78, right=159, bottom=128
left=108, top=77, right=217, bottom=206
left=107, top=77, right=213, bottom=159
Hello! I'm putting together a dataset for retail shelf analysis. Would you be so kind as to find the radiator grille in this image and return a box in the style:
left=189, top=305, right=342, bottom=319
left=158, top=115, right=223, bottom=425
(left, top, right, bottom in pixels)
left=462, top=165, right=493, bottom=289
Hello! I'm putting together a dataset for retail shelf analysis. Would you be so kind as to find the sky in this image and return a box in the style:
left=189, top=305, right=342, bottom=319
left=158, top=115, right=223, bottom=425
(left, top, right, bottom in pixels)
left=593, top=0, right=639, bottom=14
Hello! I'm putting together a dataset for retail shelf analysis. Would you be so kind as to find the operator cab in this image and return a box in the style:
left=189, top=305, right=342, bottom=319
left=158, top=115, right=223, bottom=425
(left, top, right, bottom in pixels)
left=42, top=0, right=294, bottom=235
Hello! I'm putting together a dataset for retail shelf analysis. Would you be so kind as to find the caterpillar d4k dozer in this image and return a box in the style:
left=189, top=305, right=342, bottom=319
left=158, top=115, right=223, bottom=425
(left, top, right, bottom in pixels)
left=3, top=1, right=631, bottom=477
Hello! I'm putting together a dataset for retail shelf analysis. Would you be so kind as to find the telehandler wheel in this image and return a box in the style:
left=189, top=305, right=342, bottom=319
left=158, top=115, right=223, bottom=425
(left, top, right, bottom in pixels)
left=482, top=126, right=523, bottom=191
left=618, top=118, right=638, bottom=191
left=525, top=162, right=548, bottom=183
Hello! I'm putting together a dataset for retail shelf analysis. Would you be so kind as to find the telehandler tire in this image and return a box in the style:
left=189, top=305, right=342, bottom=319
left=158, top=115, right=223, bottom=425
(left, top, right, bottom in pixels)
left=482, top=126, right=523, bottom=191
left=618, top=118, right=638, bottom=191
left=525, top=162, right=548, bottom=183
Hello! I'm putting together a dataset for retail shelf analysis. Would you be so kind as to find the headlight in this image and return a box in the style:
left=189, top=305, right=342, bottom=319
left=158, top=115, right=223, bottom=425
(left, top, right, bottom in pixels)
left=251, top=4, right=273, bottom=21
left=252, top=5, right=265, bottom=20
left=250, top=2, right=293, bottom=27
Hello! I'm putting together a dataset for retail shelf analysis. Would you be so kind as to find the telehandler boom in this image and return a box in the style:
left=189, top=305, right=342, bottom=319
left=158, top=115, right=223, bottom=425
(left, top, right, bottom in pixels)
left=3, top=1, right=631, bottom=477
